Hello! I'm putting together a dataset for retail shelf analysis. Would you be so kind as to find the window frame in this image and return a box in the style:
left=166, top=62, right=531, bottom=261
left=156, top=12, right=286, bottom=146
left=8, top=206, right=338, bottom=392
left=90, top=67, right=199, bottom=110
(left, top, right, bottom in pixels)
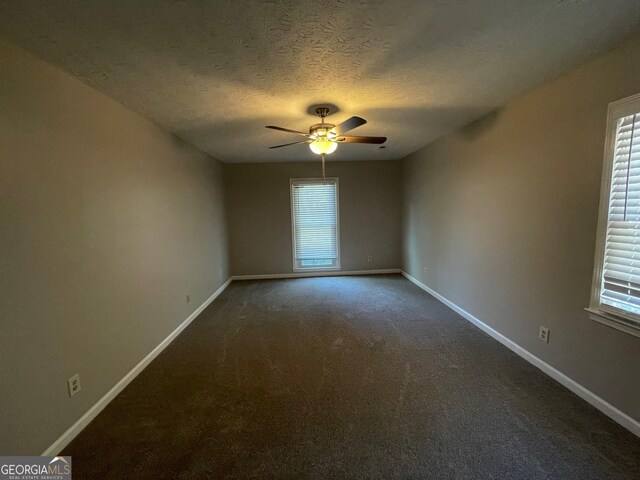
left=587, top=92, right=640, bottom=338
left=289, top=177, right=341, bottom=272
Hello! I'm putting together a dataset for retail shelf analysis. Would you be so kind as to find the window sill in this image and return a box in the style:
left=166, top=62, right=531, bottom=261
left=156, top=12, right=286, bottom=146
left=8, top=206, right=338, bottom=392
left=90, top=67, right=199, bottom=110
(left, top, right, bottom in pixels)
left=585, top=308, right=640, bottom=339
left=293, top=266, right=341, bottom=273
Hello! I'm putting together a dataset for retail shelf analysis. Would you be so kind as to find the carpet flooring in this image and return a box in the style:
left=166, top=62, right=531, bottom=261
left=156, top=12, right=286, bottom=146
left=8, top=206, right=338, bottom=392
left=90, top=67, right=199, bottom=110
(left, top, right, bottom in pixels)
left=63, top=275, right=640, bottom=479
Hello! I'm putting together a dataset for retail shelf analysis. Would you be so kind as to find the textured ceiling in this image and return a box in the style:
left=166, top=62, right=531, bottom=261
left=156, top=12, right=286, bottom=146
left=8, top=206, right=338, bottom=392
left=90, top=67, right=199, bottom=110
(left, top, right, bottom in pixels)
left=1, top=1, right=640, bottom=163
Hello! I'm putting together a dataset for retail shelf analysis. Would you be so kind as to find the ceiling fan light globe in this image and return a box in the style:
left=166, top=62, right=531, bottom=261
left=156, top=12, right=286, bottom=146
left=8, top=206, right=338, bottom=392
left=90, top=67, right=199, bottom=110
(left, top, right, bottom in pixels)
left=309, top=138, right=338, bottom=155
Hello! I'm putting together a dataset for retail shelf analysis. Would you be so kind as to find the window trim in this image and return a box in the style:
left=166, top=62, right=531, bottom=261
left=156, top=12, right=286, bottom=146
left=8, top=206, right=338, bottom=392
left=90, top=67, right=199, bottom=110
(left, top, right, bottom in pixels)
left=289, top=177, right=341, bottom=273
left=587, top=92, right=640, bottom=338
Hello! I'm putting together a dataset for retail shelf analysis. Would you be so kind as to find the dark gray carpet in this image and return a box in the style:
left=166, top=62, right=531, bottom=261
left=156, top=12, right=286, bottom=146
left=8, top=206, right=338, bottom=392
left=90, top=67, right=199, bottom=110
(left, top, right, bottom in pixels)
left=63, top=275, right=640, bottom=479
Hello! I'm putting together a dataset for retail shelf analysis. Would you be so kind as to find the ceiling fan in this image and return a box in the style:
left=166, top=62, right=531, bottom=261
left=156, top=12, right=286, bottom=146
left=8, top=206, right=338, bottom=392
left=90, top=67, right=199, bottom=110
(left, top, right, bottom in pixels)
left=265, top=107, right=387, bottom=178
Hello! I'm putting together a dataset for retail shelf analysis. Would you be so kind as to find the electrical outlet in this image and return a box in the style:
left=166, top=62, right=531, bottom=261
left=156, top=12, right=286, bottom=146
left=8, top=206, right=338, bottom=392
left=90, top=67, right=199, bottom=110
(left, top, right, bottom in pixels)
left=67, top=374, right=81, bottom=398
left=538, top=326, right=550, bottom=344
left=367, top=255, right=373, bottom=262
left=186, top=294, right=190, bottom=304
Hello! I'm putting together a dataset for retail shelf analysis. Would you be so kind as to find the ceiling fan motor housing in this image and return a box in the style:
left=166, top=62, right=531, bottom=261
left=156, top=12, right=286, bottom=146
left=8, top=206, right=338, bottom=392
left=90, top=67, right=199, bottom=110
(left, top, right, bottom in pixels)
left=309, top=123, right=336, bottom=139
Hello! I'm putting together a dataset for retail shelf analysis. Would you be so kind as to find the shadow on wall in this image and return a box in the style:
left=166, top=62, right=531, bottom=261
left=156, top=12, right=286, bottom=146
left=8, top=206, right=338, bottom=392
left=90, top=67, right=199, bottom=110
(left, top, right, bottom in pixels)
left=457, top=108, right=504, bottom=141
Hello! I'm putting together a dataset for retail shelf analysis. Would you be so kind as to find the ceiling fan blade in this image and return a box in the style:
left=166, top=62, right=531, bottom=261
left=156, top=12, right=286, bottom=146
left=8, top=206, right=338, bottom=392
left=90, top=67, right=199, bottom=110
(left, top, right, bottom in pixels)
left=268, top=140, right=310, bottom=149
left=333, top=116, right=367, bottom=135
left=335, top=135, right=387, bottom=144
left=265, top=125, right=309, bottom=136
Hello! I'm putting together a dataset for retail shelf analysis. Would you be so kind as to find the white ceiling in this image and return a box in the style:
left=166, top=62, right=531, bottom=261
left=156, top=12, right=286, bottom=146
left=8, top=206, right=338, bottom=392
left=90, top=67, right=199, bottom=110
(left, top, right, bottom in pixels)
left=1, top=1, right=639, bottom=163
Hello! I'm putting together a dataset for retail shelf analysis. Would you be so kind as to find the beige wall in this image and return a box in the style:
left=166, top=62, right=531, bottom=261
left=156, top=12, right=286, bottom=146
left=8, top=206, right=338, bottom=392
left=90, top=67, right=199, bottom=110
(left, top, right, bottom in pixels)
left=0, top=38, right=228, bottom=454
left=402, top=35, right=640, bottom=421
left=225, top=161, right=402, bottom=276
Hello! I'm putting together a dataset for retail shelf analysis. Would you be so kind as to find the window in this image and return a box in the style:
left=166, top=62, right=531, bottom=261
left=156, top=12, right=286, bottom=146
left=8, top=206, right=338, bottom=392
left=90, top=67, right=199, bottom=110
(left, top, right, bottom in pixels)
left=290, top=178, right=340, bottom=271
left=588, top=93, right=640, bottom=338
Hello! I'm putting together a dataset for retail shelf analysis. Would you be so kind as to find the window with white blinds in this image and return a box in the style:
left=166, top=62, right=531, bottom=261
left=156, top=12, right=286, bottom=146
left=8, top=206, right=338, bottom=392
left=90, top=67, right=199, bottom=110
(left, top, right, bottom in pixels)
left=601, top=114, right=640, bottom=315
left=290, top=178, right=340, bottom=271
left=589, top=94, right=640, bottom=337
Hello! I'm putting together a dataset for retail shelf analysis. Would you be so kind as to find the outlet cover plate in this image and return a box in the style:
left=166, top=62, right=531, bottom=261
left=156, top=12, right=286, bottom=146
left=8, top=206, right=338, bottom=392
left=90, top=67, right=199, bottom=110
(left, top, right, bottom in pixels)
left=68, top=373, right=81, bottom=398
left=539, top=326, right=550, bottom=344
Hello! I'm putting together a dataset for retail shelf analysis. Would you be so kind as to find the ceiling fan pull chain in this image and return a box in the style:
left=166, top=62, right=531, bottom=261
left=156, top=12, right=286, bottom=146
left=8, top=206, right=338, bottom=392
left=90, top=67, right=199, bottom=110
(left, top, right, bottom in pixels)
left=322, top=154, right=326, bottom=183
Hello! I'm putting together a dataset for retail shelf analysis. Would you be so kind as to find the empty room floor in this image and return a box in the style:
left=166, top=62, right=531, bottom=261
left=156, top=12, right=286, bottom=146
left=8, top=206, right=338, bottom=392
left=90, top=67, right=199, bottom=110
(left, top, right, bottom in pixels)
left=63, top=275, right=640, bottom=479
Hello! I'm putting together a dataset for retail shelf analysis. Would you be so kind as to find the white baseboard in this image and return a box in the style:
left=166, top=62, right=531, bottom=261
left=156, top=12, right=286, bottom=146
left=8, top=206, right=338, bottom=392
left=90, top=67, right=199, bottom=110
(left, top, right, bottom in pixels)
left=232, top=268, right=401, bottom=281
left=400, top=271, right=640, bottom=438
left=42, top=277, right=233, bottom=456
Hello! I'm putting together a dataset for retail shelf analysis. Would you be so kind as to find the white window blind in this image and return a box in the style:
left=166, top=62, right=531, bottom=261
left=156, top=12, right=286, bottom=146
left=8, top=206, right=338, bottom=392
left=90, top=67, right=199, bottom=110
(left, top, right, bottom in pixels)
left=290, top=178, right=340, bottom=270
left=600, top=113, right=640, bottom=317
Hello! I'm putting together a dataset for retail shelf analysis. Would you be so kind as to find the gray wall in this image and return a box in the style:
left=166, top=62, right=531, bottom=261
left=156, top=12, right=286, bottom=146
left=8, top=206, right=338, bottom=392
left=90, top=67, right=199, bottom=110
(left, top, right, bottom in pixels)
left=402, top=34, right=640, bottom=421
left=225, top=161, right=402, bottom=276
left=0, top=38, right=229, bottom=454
